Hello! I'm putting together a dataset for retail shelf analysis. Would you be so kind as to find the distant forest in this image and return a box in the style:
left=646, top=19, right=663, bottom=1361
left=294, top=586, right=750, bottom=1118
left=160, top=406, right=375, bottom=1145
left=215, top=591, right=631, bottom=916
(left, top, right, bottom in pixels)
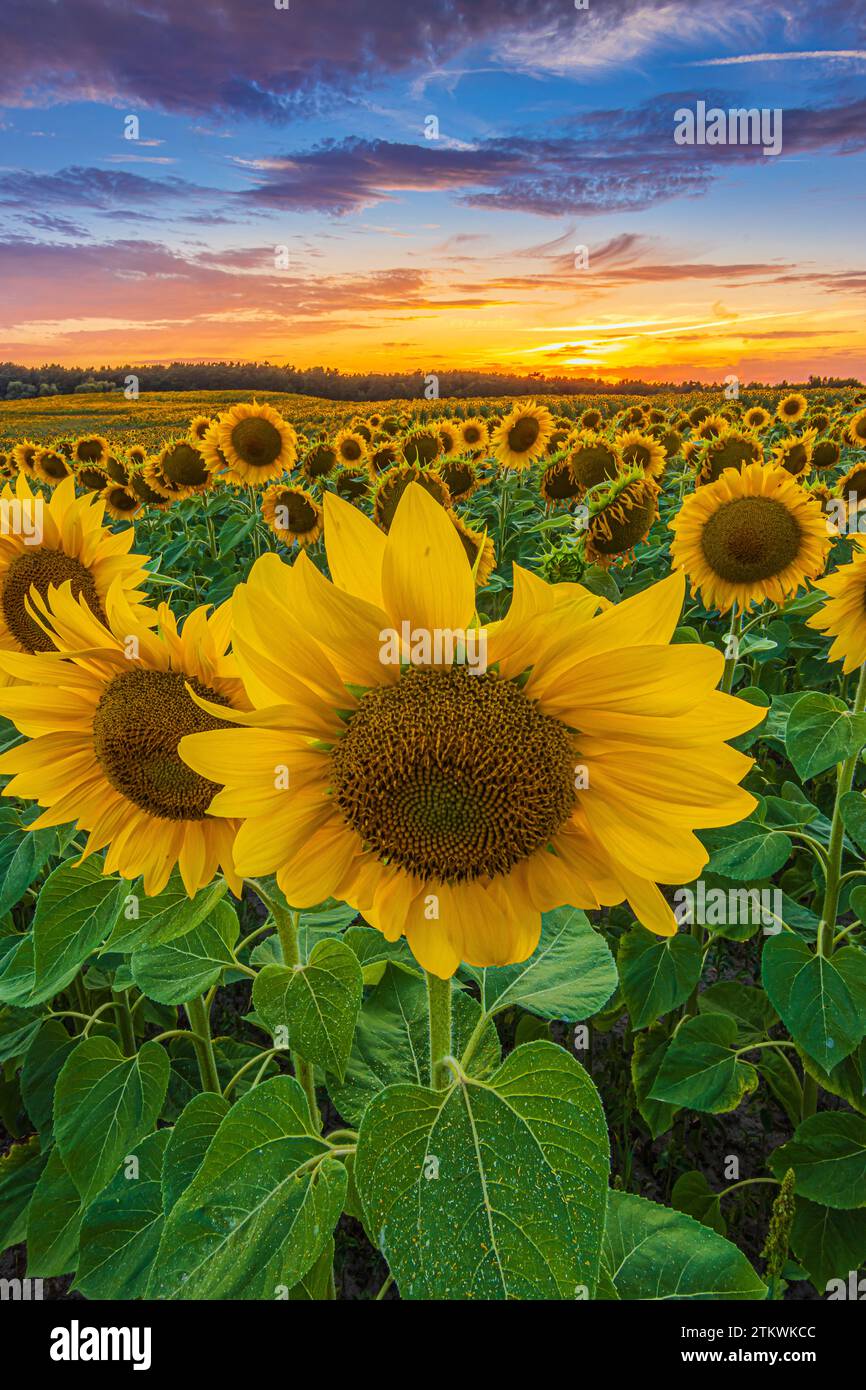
left=0, top=361, right=860, bottom=402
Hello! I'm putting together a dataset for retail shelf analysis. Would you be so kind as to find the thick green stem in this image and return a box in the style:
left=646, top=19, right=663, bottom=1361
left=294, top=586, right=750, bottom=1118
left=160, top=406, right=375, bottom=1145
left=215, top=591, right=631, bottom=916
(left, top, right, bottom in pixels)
left=720, top=604, right=741, bottom=694
left=272, top=902, right=321, bottom=1130
left=426, top=971, right=453, bottom=1090
left=112, top=988, right=136, bottom=1057
left=185, top=994, right=222, bottom=1094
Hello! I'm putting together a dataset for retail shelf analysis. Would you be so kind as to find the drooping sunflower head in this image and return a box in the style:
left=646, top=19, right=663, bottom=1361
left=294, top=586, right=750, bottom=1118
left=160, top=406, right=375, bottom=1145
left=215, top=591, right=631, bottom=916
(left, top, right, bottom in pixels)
left=568, top=431, right=623, bottom=495
left=101, top=483, right=141, bottom=521
left=368, top=442, right=400, bottom=477
left=0, top=453, right=16, bottom=481
left=13, top=441, right=40, bottom=477
left=846, top=408, right=866, bottom=447
left=540, top=454, right=582, bottom=506
left=449, top=512, right=495, bottom=587
left=670, top=461, right=831, bottom=613
left=695, top=429, right=763, bottom=486
left=584, top=469, right=659, bottom=567
left=301, top=442, right=338, bottom=481
left=776, top=392, right=808, bottom=425
left=104, top=454, right=130, bottom=485
left=688, top=404, right=712, bottom=428
left=812, top=438, right=842, bottom=471
left=261, top=484, right=323, bottom=547
left=808, top=411, right=831, bottom=435
left=129, top=468, right=171, bottom=511
left=615, top=430, right=666, bottom=480
left=352, top=420, right=373, bottom=444
left=373, top=463, right=450, bottom=531
left=743, top=406, right=772, bottom=432
left=837, top=461, right=866, bottom=503
left=438, top=424, right=460, bottom=457
left=771, top=429, right=816, bottom=479
left=157, top=439, right=212, bottom=497
left=807, top=536, right=866, bottom=673
left=490, top=402, right=554, bottom=470
left=211, top=401, right=297, bottom=485
left=458, top=417, right=489, bottom=452
left=333, top=464, right=371, bottom=502
left=580, top=407, right=604, bottom=431
left=74, top=461, right=110, bottom=493
left=400, top=428, right=442, bottom=468
left=695, top=413, right=728, bottom=441
left=127, top=444, right=147, bottom=468
left=33, top=447, right=73, bottom=487
left=803, top=478, right=835, bottom=515
left=660, top=429, right=683, bottom=460
left=73, top=435, right=110, bottom=468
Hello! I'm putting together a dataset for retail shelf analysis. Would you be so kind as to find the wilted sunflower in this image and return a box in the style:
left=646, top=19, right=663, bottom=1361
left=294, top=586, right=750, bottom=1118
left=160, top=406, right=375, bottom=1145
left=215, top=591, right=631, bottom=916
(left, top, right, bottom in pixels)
left=438, top=455, right=479, bottom=503
left=261, top=484, right=323, bottom=547
left=812, top=438, right=842, bottom=471
left=101, top=483, right=141, bottom=521
left=846, top=408, right=866, bottom=448
left=540, top=455, right=582, bottom=506
left=772, top=429, right=815, bottom=479
left=458, top=417, right=489, bottom=452
left=743, top=406, right=772, bottom=432
left=776, top=393, right=808, bottom=425
left=584, top=470, right=659, bottom=567
left=0, top=589, right=246, bottom=895
left=373, top=463, right=450, bottom=531
left=73, top=436, right=110, bottom=468
left=13, top=441, right=40, bottom=478
left=670, top=462, right=830, bottom=614
left=333, top=465, right=370, bottom=502
left=154, top=439, right=212, bottom=498
left=568, top=432, right=623, bottom=494
left=807, top=537, right=866, bottom=671
left=302, top=443, right=338, bottom=481
left=33, top=447, right=73, bottom=487
left=491, top=402, right=553, bottom=470
left=615, top=430, right=666, bottom=480
left=206, top=402, right=296, bottom=485
left=695, top=430, right=762, bottom=486
left=0, top=473, right=152, bottom=664
left=179, top=484, right=761, bottom=974
left=450, top=512, right=495, bottom=587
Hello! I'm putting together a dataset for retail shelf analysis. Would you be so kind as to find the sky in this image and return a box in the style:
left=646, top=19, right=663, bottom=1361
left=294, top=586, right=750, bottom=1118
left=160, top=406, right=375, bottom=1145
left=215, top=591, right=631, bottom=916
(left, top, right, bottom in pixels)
left=1, top=0, right=865, bottom=383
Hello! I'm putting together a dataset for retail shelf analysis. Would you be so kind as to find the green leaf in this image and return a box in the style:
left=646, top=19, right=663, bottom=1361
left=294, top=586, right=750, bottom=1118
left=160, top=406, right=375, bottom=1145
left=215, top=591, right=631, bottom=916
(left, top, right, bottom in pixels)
left=327, top=965, right=500, bottom=1129
left=618, top=926, right=701, bottom=1030
left=161, top=1091, right=229, bottom=1215
left=355, top=1040, right=609, bottom=1300
left=75, top=1130, right=170, bottom=1299
left=54, top=1037, right=169, bottom=1203
left=252, top=938, right=363, bottom=1082
left=286, top=1241, right=335, bottom=1300
left=464, top=906, right=617, bottom=1021
left=30, top=858, right=124, bottom=1004
left=0, top=821, right=56, bottom=915
left=786, top=692, right=854, bottom=780
left=762, top=935, right=866, bottom=1071
left=602, top=1191, right=766, bottom=1300
left=650, top=1014, right=758, bottom=1114
left=671, top=1170, right=727, bottom=1236
left=770, top=1113, right=866, bottom=1209
left=343, top=924, right=419, bottom=985
left=130, top=900, right=239, bottom=1004
left=148, top=1076, right=346, bottom=1299
left=840, top=790, right=866, bottom=854
left=26, top=1147, right=82, bottom=1277
left=791, top=1198, right=866, bottom=1293
left=0, top=931, right=34, bottom=1006
left=20, top=1019, right=78, bottom=1137
left=0, top=1134, right=45, bottom=1253
left=631, top=1029, right=679, bottom=1138
left=104, top=872, right=229, bottom=953
left=703, top=820, right=792, bottom=880
left=698, top=981, right=778, bottom=1042
left=802, top=1041, right=866, bottom=1115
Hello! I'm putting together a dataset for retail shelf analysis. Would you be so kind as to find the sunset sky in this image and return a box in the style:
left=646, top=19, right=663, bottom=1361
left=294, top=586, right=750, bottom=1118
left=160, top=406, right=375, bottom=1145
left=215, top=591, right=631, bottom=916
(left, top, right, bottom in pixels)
left=1, top=0, right=865, bottom=382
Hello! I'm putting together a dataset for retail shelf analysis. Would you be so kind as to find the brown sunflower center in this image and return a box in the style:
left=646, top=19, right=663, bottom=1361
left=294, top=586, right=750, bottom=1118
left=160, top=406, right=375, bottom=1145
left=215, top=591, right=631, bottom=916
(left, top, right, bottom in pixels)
left=339, top=437, right=364, bottom=463
left=1, top=549, right=106, bottom=653
left=331, top=667, right=576, bottom=883
left=700, top=496, right=802, bottom=583
left=507, top=417, right=540, bottom=454
left=274, top=490, right=317, bottom=532
left=39, top=453, right=69, bottom=480
left=161, top=443, right=208, bottom=487
left=231, top=417, right=283, bottom=467
left=92, top=669, right=234, bottom=821
left=76, top=439, right=105, bottom=464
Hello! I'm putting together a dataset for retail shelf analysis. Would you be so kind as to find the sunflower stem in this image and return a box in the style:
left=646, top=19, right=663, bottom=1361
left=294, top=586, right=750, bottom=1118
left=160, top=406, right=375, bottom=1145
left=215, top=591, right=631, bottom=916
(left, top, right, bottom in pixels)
left=272, top=903, right=322, bottom=1131
left=720, top=604, right=741, bottom=693
left=426, top=971, right=453, bottom=1090
left=111, top=988, right=136, bottom=1056
left=185, top=994, right=222, bottom=1094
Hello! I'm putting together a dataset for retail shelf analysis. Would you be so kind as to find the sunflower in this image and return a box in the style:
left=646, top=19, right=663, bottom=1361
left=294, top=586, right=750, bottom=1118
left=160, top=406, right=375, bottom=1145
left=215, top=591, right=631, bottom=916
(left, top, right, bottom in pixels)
left=129, top=469, right=171, bottom=511
left=615, top=430, right=666, bottom=480
left=458, top=418, right=489, bottom=452
left=33, top=447, right=73, bottom=487
left=846, top=408, right=866, bottom=448
left=438, top=424, right=460, bottom=457
left=155, top=439, right=212, bottom=498
left=333, top=465, right=370, bottom=502
left=0, top=453, right=16, bottom=481
left=808, top=411, right=831, bottom=435
left=352, top=421, right=373, bottom=444
left=302, top=443, right=338, bottom=481
left=0, top=473, right=152, bottom=664
left=261, top=484, right=323, bottom=547
left=670, top=462, right=831, bottom=614
left=688, top=405, right=711, bottom=428
left=74, top=462, right=110, bottom=493
left=373, top=463, right=450, bottom=531
left=73, top=436, right=110, bottom=468
left=568, top=432, right=623, bottom=494
left=0, top=589, right=247, bottom=895
left=581, top=408, right=604, bottom=431
left=189, top=415, right=216, bottom=444
left=695, top=413, right=728, bottom=441
left=812, top=438, right=842, bottom=471
left=776, top=393, right=808, bottom=425
left=13, top=441, right=40, bottom=478
left=368, top=442, right=400, bottom=477
left=540, top=455, right=582, bottom=506
left=103, top=455, right=130, bottom=485
left=200, top=421, right=241, bottom=487
left=490, top=402, right=553, bottom=470
left=179, top=484, right=761, bottom=975
left=450, top=512, right=495, bottom=587
left=807, top=537, right=866, bottom=672
left=836, top=461, right=866, bottom=504
left=101, top=483, right=142, bottom=521
left=206, top=402, right=296, bottom=485
left=771, top=429, right=815, bottom=479
left=127, top=445, right=147, bottom=468
left=438, top=456, right=479, bottom=503
left=660, top=429, right=683, bottom=459
left=695, top=430, right=763, bottom=486
left=743, top=406, right=772, bottom=432
left=331, top=429, right=368, bottom=470
left=584, top=470, right=659, bottom=567
left=401, top=429, right=441, bottom=467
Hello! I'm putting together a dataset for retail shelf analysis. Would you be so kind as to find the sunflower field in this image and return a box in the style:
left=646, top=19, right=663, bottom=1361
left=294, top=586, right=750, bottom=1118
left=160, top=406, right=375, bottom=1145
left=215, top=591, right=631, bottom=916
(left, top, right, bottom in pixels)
left=1, top=386, right=866, bottom=1303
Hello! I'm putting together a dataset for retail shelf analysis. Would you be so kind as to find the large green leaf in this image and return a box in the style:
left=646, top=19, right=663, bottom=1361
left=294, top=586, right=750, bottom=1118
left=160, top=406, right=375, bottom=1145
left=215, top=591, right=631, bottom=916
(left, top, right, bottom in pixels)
left=130, top=900, right=238, bottom=1004
left=770, top=1113, right=866, bottom=1209
left=75, top=1130, right=170, bottom=1299
left=650, top=1014, right=758, bottom=1114
left=791, top=1197, right=866, bottom=1293
left=161, top=1091, right=229, bottom=1215
left=103, top=872, right=229, bottom=953
left=26, top=1147, right=82, bottom=1277
left=30, top=859, right=124, bottom=1004
left=252, top=937, right=363, bottom=1082
left=785, top=692, right=855, bottom=780
left=0, top=819, right=56, bottom=915
left=618, top=926, right=701, bottom=1030
left=602, top=1191, right=766, bottom=1300
left=54, top=1037, right=169, bottom=1203
left=703, top=821, right=792, bottom=880
left=464, top=906, right=617, bottom=1021
left=0, top=930, right=34, bottom=1006
left=0, top=1133, right=45, bottom=1253
left=343, top=924, right=419, bottom=985
left=762, top=935, right=866, bottom=1071
left=671, top=1170, right=726, bottom=1236
left=355, top=1040, right=609, bottom=1300
left=20, top=1019, right=78, bottom=1137
left=840, top=791, right=866, bottom=854
left=631, top=1029, right=679, bottom=1138
left=148, top=1076, right=346, bottom=1299
left=327, top=965, right=500, bottom=1129
left=698, top=981, right=778, bottom=1042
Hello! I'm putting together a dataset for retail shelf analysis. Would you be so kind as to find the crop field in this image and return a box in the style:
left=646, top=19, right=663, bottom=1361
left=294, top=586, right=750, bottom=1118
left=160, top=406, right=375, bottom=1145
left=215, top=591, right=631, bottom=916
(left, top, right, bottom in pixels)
left=0, top=385, right=865, bottom=1305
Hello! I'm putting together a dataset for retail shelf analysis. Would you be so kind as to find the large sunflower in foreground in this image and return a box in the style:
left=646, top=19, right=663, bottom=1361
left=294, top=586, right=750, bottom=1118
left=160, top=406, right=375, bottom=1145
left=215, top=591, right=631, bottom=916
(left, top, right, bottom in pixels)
left=808, top=537, right=866, bottom=672
left=180, top=484, right=761, bottom=977
left=0, top=474, right=153, bottom=666
left=670, top=462, right=831, bottom=614
left=0, top=587, right=247, bottom=895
